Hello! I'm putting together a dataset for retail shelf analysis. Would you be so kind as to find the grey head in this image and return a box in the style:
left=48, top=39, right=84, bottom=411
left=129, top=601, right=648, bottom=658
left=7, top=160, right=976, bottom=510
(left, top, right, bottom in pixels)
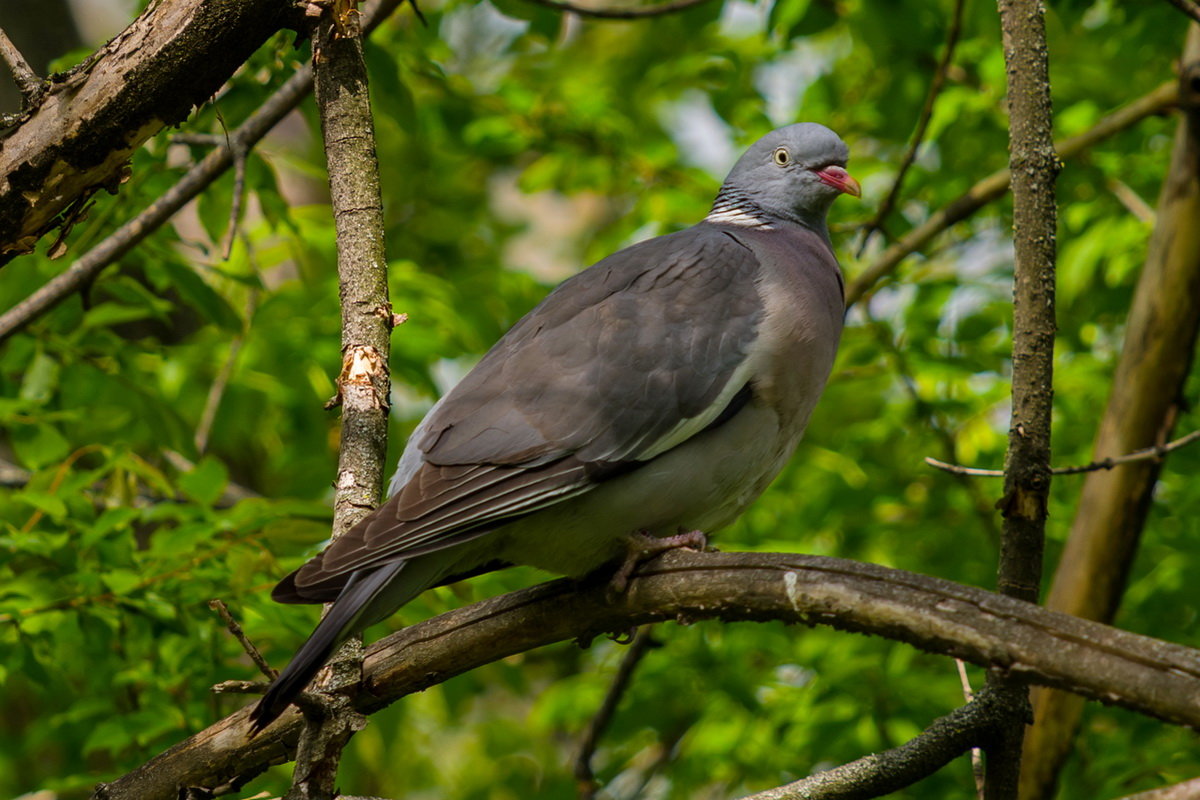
left=707, top=123, right=860, bottom=235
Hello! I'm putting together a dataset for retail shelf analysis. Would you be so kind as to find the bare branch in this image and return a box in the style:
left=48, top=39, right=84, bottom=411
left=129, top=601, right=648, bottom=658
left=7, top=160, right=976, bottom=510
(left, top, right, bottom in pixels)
left=739, top=687, right=1010, bottom=800
left=1106, top=176, right=1156, bottom=224
left=856, top=0, right=965, bottom=257
left=0, top=26, right=44, bottom=106
left=521, top=0, right=715, bottom=18
left=1164, top=0, right=1200, bottom=25
left=924, top=428, right=1200, bottom=477
left=0, top=0, right=409, bottom=344
left=844, top=80, right=1178, bottom=308
left=957, top=660, right=986, bottom=799
left=575, top=628, right=659, bottom=799
left=210, top=599, right=278, bottom=681
left=91, top=551, right=1200, bottom=800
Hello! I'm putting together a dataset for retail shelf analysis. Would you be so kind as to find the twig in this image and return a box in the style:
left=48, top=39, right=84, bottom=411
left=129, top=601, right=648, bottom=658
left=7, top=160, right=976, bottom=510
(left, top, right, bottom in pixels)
left=222, top=141, right=249, bottom=260
left=575, top=628, right=659, bottom=799
left=739, top=688, right=1007, bottom=800
left=0, top=26, right=45, bottom=105
left=856, top=0, right=965, bottom=257
left=0, top=0, right=410, bottom=344
left=924, top=429, right=1200, bottom=477
left=195, top=290, right=259, bottom=454
left=1164, top=0, right=1200, bottom=25
left=210, top=599, right=278, bottom=680
left=956, top=660, right=986, bottom=800
left=522, top=0, right=713, bottom=18
left=1107, top=176, right=1156, bottom=225
left=844, top=79, right=1178, bottom=308
left=212, top=680, right=269, bottom=695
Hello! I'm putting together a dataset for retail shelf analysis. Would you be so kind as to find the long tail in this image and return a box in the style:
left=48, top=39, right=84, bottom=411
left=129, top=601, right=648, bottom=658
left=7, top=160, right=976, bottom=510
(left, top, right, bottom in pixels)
left=248, top=561, right=408, bottom=735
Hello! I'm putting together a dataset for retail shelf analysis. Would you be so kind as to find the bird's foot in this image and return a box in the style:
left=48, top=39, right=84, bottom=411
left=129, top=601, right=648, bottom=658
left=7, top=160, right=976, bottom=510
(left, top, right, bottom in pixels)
left=606, top=529, right=710, bottom=601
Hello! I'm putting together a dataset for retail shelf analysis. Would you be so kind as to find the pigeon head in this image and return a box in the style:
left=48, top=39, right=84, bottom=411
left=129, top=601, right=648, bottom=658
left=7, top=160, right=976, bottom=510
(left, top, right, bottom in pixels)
left=709, top=123, right=860, bottom=232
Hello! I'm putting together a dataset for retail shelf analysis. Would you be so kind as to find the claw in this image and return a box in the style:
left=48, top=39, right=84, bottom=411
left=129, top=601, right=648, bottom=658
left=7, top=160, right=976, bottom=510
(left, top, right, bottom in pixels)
left=606, top=529, right=709, bottom=601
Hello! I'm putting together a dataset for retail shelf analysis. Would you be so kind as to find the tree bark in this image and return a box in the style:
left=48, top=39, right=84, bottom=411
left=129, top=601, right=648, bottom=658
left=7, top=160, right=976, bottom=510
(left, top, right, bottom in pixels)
left=989, top=0, right=1059, bottom=797
left=283, top=2, right=392, bottom=798
left=90, top=551, right=1200, bottom=800
left=0, top=0, right=292, bottom=262
left=1020, top=24, right=1200, bottom=800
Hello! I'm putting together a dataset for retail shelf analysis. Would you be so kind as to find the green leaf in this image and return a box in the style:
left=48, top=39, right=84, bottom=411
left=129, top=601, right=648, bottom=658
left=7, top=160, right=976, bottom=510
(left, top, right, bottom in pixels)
left=9, top=424, right=70, bottom=470
left=178, top=456, right=229, bottom=506
left=158, top=260, right=243, bottom=331
left=19, top=347, right=60, bottom=405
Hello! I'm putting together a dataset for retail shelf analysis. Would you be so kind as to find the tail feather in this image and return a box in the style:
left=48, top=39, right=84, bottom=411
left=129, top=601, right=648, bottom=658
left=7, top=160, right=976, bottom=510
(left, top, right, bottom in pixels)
left=248, top=561, right=407, bottom=735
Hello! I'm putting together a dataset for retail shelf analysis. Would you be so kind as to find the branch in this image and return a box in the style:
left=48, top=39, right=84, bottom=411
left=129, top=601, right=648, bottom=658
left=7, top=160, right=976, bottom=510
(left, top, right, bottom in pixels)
left=1164, top=0, right=1200, bottom=25
left=923, top=429, right=1200, bottom=477
left=1116, top=778, right=1200, bottom=800
left=988, top=0, right=1060, bottom=796
left=280, top=1, right=394, bottom=796
left=90, top=551, right=1200, bottom=800
left=0, top=26, right=44, bottom=107
left=0, top=0, right=296, bottom=262
left=210, top=599, right=278, bottom=681
left=844, top=79, right=1178, bottom=308
left=739, top=687, right=1010, bottom=800
left=856, top=0, right=965, bottom=257
left=521, top=0, right=715, bottom=18
left=0, top=0, right=407, bottom=344
left=1021, top=29, right=1200, bottom=800
left=575, top=627, right=658, bottom=799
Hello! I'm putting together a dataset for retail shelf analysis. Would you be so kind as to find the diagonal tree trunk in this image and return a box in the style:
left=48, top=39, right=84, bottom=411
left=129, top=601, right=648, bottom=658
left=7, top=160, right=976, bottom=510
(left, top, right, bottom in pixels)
left=1019, top=24, right=1200, bottom=800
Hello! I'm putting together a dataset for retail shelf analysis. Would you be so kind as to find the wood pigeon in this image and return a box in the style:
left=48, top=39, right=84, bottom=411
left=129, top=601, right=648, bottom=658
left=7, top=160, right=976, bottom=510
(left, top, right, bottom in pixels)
left=249, top=122, right=860, bottom=733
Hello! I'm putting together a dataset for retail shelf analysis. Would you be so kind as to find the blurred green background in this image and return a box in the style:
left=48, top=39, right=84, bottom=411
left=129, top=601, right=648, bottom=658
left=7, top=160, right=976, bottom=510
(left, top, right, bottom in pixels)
left=0, top=0, right=1196, bottom=797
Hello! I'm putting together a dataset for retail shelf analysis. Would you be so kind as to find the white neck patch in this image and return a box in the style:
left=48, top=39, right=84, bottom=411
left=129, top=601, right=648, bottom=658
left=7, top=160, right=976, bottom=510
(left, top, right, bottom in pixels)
left=704, top=205, right=774, bottom=229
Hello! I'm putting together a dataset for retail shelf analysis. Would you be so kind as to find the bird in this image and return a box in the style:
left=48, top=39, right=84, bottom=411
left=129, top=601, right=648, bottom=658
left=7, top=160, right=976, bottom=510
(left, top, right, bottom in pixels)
left=249, top=122, right=860, bottom=734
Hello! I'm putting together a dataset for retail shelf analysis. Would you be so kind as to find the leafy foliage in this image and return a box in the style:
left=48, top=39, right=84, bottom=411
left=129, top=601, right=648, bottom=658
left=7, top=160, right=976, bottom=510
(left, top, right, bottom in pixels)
left=0, top=0, right=1196, bottom=797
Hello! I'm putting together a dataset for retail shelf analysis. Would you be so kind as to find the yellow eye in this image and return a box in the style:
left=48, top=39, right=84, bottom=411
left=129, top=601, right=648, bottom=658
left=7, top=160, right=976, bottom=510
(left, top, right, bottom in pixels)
left=773, top=147, right=790, bottom=166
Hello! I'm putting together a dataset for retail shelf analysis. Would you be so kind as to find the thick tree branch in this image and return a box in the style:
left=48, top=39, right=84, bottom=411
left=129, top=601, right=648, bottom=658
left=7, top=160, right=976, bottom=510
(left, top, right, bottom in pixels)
left=988, top=1, right=1059, bottom=797
left=0, top=0, right=296, bottom=262
left=1021, top=27, right=1200, bottom=800
left=91, top=551, right=1200, bottom=800
left=844, top=79, right=1177, bottom=308
left=521, top=0, right=715, bottom=18
left=0, top=0, right=406, bottom=344
left=1118, top=778, right=1200, bottom=800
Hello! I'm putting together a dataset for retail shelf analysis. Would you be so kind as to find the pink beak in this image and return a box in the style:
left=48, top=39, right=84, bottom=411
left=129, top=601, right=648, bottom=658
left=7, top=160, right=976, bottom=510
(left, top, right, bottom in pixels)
left=815, top=165, right=862, bottom=198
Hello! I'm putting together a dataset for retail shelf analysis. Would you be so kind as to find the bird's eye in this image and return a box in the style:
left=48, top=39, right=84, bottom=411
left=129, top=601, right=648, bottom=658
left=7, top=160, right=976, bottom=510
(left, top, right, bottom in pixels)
left=773, top=147, right=791, bottom=166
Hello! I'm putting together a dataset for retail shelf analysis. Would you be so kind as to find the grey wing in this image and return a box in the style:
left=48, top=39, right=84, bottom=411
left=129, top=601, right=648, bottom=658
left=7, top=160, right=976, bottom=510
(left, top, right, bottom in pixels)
left=280, top=226, right=764, bottom=599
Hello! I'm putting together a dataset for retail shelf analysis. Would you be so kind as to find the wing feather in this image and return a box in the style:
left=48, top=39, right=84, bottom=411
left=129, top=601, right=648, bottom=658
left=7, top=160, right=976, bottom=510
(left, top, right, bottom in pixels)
left=286, top=224, right=766, bottom=596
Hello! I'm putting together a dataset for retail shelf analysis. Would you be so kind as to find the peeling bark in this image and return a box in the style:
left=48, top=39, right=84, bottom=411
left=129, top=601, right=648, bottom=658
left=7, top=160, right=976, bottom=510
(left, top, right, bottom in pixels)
left=0, top=0, right=294, bottom=262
